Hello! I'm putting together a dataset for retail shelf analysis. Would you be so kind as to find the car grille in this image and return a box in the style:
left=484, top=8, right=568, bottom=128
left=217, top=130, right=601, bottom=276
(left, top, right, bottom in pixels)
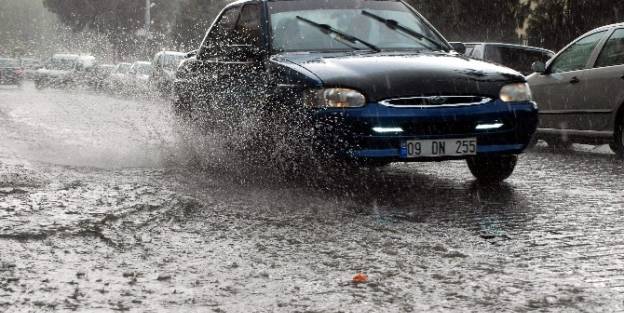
left=380, top=96, right=491, bottom=108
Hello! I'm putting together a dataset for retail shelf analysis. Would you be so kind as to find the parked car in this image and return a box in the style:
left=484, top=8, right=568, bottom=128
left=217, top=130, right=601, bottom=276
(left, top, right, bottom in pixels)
left=87, top=64, right=115, bottom=91
left=151, top=51, right=187, bottom=95
left=528, top=23, right=624, bottom=156
left=20, top=57, right=41, bottom=79
left=34, top=54, right=80, bottom=89
left=127, top=61, right=153, bottom=95
left=106, top=62, right=132, bottom=93
left=0, top=57, right=24, bottom=87
left=174, top=0, right=538, bottom=182
left=71, top=55, right=98, bottom=87
left=459, top=42, right=555, bottom=75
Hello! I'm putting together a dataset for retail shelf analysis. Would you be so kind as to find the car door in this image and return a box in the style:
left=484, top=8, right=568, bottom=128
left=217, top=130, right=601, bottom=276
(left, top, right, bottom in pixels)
left=189, top=6, right=242, bottom=124
left=579, top=28, right=624, bottom=132
left=205, top=3, right=268, bottom=134
left=530, top=30, right=607, bottom=131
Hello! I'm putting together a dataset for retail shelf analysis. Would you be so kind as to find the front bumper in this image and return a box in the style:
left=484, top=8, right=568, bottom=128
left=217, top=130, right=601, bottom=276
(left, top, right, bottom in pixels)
left=311, top=100, right=538, bottom=161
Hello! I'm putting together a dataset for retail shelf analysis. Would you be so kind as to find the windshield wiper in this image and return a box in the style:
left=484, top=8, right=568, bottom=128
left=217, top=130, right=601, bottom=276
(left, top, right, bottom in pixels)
left=295, top=16, right=381, bottom=53
left=361, top=10, right=448, bottom=51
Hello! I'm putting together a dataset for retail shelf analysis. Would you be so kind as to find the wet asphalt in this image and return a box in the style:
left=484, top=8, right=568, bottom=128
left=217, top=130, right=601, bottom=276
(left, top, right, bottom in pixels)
left=0, top=83, right=623, bottom=312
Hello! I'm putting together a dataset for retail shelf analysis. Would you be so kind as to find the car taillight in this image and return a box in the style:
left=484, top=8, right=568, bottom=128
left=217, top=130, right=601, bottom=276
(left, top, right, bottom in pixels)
left=14, top=69, right=23, bottom=76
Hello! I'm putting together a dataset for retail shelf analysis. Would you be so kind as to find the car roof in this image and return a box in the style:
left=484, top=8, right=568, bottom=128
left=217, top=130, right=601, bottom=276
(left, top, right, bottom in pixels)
left=463, top=42, right=554, bottom=54
left=591, top=22, right=624, bottom=32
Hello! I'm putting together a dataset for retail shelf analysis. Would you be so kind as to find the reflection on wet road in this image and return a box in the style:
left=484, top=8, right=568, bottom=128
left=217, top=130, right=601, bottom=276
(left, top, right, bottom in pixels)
left=0, top=83, right=623, bottom=312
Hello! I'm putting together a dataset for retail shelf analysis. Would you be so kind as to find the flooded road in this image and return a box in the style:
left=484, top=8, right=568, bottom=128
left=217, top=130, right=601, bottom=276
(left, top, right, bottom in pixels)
left=1, top=83, right=623, bottom=312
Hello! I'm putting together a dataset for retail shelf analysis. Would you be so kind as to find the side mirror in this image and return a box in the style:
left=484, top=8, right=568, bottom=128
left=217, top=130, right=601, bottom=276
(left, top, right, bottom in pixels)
left=531, top=61, right=546, bottom=74
left=450, top=42, right=466, bottom=54
left=186, top=50, right=197, bottom=58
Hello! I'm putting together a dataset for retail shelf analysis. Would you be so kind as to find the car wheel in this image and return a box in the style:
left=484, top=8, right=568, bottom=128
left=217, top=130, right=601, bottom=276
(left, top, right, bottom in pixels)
left=466, top=154, right=517, bottom=183
left=34, top=80, right=44, bottom=90
left=612, top=115, right=624, bottom=158
left=172, top=94, right=192, bottom=116
left=526, top=134, right=538, bottom=150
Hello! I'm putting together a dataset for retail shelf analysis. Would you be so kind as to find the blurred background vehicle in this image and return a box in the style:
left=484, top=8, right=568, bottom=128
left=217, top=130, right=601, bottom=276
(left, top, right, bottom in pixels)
left=528, top=23, right=624, bottom=156
left=459, top=43, right=555, bottom=75
left=0, top=57, right=24, bottom=87
left=151, top=51, right=186, bottom=96
left=121, top=61, right=152, bottom=95
left=34, top=53, right=80, bottom=89
left=19, top=57, right=42, bottom=79
left=72, top=55, right=98, bottom=88
left=88, top=64, right=115, bottom=92
left=106, top=63, right=132, bottom=94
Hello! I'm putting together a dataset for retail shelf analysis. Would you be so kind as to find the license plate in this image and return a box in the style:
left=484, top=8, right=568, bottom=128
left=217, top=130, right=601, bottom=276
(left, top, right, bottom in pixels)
left=402, top=138, right=477, bottom=158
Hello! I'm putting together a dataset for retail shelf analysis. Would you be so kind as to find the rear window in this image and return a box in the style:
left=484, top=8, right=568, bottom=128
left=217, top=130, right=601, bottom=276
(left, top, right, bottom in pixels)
left=484, top=46, right=553, bottom=74
left=0, top=58, right=20, bottom=67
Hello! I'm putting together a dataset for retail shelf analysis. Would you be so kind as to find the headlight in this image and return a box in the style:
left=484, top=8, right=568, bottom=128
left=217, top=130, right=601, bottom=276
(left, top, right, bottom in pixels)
left=304, top=88, right=366, bottom=108
left=500, top=83, right=533, bottom=102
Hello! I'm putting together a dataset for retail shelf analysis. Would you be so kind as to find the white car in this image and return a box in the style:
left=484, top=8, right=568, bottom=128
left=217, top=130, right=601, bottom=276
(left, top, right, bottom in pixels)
left=34, top=54, right=80, bottom=89
left=124, top=61, right=153, bottom=95
left=106, top=63, right=132, bottom=94
left=151, top=51, right=187, bottom=95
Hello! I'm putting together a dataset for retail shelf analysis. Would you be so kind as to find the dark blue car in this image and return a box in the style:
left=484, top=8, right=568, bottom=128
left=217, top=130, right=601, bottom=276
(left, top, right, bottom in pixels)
left=174, top=0, right=538, bottom=182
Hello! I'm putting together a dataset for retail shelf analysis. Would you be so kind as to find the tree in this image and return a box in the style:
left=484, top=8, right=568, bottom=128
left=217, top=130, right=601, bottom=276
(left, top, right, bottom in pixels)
left=172, top=0, right=231, bottom=51
left=42, top=0, right=179, bottom=59
left=527, top=0, right=624, bottom=51
left=407, top=0, right=529, bottom=43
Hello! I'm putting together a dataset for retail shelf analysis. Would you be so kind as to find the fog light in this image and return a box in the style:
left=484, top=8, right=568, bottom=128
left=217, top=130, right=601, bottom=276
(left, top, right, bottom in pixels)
left=475, top=122, right=504, bottom=130
left=372, top=127, right=404, bottom=133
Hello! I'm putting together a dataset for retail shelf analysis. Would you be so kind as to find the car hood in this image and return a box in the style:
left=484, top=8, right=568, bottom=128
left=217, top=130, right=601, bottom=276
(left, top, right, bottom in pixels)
left=274, top=52, right=524, bottom=102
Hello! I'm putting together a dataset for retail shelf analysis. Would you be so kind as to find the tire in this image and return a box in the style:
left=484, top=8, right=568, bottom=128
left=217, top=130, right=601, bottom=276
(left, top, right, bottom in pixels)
left=466, top=154, right=518, bottom=183
left=526, top=134, right=538, bottom=150
left=613, top=115, right=624, bottom=158
left=34, top=80, right=44, bottom=90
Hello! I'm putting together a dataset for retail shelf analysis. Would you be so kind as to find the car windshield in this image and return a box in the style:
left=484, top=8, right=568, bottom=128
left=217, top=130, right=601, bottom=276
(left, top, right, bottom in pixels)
left=49, top=58, right=77, bottom=70
left=0, top=58, right=20, bottom=67
left=269, top=0, right=446, bottom=53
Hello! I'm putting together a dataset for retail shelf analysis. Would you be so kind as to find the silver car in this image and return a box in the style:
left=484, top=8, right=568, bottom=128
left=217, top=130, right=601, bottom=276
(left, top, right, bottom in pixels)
left=528, top=23, right=624, bottom=156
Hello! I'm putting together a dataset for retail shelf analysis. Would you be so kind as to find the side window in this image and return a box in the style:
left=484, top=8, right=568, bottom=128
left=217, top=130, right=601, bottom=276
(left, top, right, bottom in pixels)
left=595, top=29, right=624, bottom=68
left=206, top=7, right=241, bottom=47
left=550, top=31, right=606, bottom=73
left=234, top=4, right=262, bottom=46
